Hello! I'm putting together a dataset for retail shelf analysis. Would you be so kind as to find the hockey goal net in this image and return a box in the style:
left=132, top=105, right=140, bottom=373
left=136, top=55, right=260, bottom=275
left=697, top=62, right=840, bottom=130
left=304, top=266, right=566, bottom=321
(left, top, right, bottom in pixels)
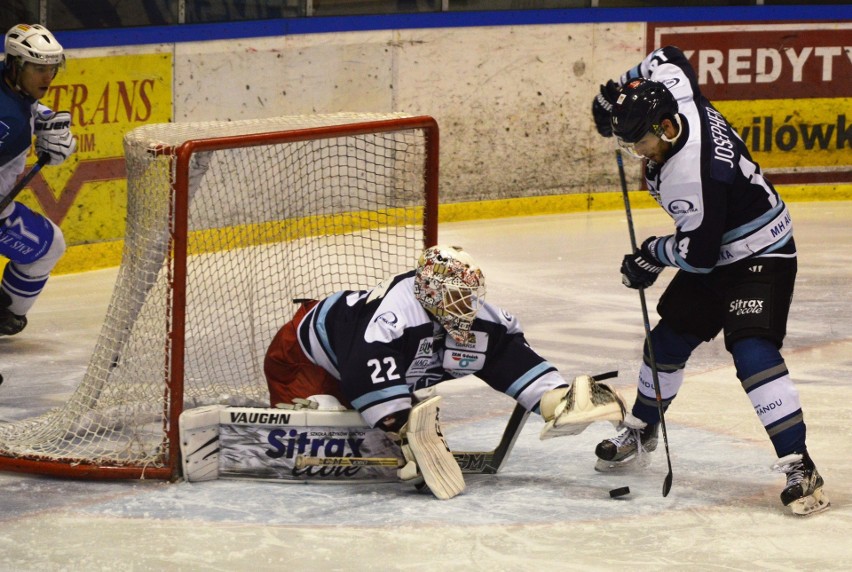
left=0, top=113, right=439, bottom=480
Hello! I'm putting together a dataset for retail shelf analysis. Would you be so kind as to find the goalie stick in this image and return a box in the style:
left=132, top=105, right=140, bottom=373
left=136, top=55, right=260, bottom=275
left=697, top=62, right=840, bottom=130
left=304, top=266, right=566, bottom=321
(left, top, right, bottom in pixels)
left=295, top=402, right=530, bottom=474
left=616, top=149, right=674, bottom=497
left=295, top=372, right=618, bottom=474
left=0, top=153, right=50, bottom=214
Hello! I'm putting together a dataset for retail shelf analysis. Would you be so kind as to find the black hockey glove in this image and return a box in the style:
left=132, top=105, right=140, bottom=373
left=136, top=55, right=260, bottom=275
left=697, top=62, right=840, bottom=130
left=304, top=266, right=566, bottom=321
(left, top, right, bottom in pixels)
left=591, top=80, right=621, bottom=138
left=621, top=236, right=665, bottom=289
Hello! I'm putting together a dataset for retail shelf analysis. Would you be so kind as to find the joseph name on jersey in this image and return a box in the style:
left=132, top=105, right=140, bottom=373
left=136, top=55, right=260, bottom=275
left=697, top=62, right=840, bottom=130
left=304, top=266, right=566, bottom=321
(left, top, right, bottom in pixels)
left=624, top=46, right=795, bottom=274
left=297, top=270, right=568, bottom=427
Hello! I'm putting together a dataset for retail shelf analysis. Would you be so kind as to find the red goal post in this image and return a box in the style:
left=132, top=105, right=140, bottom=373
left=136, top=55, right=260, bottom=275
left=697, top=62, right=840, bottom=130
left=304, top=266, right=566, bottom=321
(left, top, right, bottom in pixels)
left=0, top=113, right=439, bottom=480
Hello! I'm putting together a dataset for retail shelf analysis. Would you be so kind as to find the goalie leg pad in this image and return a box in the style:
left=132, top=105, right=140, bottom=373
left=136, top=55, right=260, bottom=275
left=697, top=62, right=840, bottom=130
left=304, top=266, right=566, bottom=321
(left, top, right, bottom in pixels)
left=540, top=375, right=625, bottom=440
left=179, top=405, right=225, bottom=482
left=398, top=396, right=465, bottom=500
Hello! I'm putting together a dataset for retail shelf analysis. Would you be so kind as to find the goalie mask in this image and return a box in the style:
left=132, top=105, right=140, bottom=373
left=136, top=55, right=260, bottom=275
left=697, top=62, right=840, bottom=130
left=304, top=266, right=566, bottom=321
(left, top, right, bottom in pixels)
left=414, top=245, right=486, bottom=345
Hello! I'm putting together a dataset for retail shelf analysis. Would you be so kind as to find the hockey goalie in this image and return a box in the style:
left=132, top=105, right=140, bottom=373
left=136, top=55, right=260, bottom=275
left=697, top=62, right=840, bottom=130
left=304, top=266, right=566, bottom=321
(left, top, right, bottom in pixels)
left=181, top=245, right=625, bottom=499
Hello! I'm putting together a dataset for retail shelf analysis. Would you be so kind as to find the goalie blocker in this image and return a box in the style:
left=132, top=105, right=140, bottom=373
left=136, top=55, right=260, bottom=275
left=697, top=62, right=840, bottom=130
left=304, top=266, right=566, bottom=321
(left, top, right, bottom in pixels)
left=180, top=374, right=624, bottom=497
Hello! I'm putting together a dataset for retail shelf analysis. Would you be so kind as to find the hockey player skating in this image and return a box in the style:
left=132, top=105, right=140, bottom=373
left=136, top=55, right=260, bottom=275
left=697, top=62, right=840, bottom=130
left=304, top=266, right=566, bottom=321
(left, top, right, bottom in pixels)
left=590, top=45, right=828, bottom=515
left=264, top=244, right=625, bottom=499
left=1, top=24, right=77, bottom=336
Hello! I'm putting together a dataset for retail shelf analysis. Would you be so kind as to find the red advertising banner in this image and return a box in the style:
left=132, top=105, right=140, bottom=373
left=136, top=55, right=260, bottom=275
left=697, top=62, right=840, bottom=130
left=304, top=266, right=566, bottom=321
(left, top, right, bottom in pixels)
left=647, top=22, right=851, bottom=185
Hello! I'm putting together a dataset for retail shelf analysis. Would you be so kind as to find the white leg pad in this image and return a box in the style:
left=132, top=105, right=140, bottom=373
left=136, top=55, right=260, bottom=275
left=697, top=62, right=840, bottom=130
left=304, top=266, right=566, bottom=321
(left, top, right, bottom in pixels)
left=179, top=405, right=224, bottom=482
left=540, top=375, right=625, bottom=440
left=399, top=396, right=465, bottom=500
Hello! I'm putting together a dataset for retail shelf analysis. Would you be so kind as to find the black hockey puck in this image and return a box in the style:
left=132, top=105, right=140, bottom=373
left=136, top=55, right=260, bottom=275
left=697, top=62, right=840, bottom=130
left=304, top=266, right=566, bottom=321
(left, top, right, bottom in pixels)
left=609, top=486, right=630, bottom=498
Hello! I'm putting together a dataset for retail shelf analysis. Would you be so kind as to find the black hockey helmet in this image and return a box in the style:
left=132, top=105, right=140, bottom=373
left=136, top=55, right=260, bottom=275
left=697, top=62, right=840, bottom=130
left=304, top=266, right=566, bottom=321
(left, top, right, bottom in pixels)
left=610, top=78, right=678, bottom=144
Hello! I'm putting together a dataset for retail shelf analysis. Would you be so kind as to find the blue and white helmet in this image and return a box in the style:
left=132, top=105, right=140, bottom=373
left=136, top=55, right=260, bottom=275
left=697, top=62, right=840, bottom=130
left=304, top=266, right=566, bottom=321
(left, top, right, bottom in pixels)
left=5, top=24, right=65, bottom=67
left=414, top=245, right=486, bottom=344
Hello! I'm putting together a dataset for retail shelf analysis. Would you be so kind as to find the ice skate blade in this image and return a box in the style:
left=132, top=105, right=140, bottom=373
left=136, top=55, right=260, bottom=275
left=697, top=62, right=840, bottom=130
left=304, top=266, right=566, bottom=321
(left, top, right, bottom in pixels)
left=788, top=487, right=830, bottom=516
left=594, top=451, right=652, bottom=473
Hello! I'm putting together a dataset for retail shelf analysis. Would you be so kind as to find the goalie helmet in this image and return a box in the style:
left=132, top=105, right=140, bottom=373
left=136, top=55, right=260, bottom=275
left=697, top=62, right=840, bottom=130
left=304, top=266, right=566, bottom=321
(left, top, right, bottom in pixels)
left=611, top=78, right=678, bottom=144
left=414, top=245, right=485, bottom=345
left=4, top=24, right=65, bottom=67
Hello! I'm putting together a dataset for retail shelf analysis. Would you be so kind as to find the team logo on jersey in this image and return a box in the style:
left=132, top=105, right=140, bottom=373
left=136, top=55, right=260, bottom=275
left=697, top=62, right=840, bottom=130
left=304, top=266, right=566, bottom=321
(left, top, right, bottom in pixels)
left=446, top=331, right=487, bottom=352
left=662, top=77, right=680, bottom=90
left=666, top=198, right=699, bottom=216
left=417, top=337, right=433, bottom=356
left=444, top=349, right=483, bottom=374
left=409, top=337, right=442, bottom=381
left=374, top=311, right=398, bottom=327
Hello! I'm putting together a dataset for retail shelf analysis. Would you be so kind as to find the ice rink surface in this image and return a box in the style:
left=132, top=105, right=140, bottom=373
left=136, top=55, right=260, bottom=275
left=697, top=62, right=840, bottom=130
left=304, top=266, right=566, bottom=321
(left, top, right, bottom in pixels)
left=1, top=202, right=850, bottom=571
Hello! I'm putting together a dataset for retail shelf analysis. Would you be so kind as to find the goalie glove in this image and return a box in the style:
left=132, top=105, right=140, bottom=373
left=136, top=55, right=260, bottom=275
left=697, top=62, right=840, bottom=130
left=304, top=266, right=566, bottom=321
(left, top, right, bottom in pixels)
left=34, top=110, right=77, bottom=165
left=621, top=236, right=665, bottom=289
left=395, top=396, right=465, bottom=500
left=540, top=375, right=625, bottom=440
left=591, top=80, right=620, bottom=138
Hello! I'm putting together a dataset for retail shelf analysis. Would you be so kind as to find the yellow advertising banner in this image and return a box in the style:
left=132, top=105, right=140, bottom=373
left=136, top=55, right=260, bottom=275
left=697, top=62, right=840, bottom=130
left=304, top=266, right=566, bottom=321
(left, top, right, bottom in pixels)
left=716, top=98, right=851, bottom=170
left=16, top=52, right=172, bottom=254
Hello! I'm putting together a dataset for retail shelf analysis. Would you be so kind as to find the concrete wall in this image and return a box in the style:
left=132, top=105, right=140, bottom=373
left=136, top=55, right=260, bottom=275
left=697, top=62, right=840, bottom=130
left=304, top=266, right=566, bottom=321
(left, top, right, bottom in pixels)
left=171, top=22, right=647, bottom=204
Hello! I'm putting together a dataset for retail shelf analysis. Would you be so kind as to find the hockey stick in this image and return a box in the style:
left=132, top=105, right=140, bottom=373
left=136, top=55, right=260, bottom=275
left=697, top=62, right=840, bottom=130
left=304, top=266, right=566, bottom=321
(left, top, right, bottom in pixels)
left=616, top=150, right=674, bottom=497
left=296, top=456, right=401, bottom=468
left=297, top=370, right=620, bottom=474
left=296, top=402, right=531, bottom=475
left=452, top=401, right=530, bottom=474
left=0, top=153, right=51, bottom=214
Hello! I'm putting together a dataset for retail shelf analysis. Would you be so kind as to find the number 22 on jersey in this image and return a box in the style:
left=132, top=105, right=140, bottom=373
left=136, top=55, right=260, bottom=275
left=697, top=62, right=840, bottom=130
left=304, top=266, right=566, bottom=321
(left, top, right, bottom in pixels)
left=368, top=357, right=401, bottom=384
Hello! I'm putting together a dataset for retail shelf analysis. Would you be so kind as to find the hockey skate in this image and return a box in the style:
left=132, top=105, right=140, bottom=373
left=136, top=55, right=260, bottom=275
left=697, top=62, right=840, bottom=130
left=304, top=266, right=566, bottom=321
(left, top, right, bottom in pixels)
left=772, top=452, right=830, bottom=516
left=0, top=307, right=27, bottom=336
left=594, top=413, right=658, bottom=472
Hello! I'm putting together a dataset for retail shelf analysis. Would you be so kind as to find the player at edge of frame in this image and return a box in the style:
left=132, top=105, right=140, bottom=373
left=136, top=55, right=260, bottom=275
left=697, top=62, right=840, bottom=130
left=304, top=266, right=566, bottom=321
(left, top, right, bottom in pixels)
left=1, top=24, right=77, bottom=339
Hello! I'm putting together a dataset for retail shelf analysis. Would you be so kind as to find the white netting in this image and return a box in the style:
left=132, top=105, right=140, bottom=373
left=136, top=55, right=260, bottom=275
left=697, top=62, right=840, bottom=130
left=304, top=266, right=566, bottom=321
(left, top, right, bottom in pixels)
left=0, top=113, right=435, bottom=474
